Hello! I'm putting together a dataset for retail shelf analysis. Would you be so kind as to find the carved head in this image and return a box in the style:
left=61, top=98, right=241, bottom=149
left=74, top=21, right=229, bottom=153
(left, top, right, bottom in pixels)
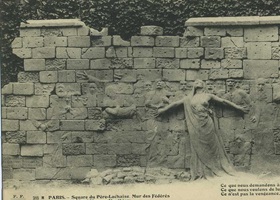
left=144, top=81, right=152, bottom=91
left=206, top=80, right=214, bottom=93
left=179, top=80, right=188, bottom=91
left=193, top=79, right=205, bottom=89
left=256, top=78, right=266, bottom=92
left=89, top=83, right=98, bottom=95
left=226, top=79, right=235, bottom=91
left=155, top=79, right=165, bottom=89
left=56, top=84, right=67, bottom=97
left=241, top=84, right=250, bottom=94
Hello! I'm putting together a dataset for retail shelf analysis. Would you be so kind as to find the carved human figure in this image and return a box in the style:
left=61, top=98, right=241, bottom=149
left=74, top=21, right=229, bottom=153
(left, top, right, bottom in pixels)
left=157, top=79, right=248, bottom=179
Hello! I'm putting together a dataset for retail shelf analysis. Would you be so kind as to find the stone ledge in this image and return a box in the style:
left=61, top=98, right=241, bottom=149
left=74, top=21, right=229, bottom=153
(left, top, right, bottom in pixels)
left=20, top=19, right=85, bottom=28
left=185, top=16, right=280, bottom=26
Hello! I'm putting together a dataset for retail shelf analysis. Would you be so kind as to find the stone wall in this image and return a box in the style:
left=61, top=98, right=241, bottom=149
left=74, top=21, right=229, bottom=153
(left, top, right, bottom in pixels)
left=2, top=17, right=280, bottom=182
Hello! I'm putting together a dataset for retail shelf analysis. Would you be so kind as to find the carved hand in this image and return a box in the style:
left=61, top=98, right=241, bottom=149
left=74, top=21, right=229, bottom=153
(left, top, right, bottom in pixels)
left=237, top=105, right=249, bottom=113
left=76, top=71, right=89, bottom=80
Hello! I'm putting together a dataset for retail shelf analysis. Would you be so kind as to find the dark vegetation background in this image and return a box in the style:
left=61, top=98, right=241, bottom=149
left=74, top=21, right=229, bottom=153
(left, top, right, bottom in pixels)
left=1, top=0, right=280, bottom=86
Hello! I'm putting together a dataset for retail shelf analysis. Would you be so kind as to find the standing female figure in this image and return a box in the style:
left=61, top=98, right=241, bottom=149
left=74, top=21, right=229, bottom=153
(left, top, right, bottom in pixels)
left=158, top=79, right=248, bottom=179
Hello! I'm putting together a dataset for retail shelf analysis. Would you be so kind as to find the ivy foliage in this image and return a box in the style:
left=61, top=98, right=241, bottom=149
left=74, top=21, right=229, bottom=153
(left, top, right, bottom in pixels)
left=1, top=0, right=280, bottom=86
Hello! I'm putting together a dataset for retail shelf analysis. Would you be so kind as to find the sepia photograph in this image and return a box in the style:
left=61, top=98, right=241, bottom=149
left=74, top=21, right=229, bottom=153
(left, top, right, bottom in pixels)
left=2, top=0, right=280, bottom=199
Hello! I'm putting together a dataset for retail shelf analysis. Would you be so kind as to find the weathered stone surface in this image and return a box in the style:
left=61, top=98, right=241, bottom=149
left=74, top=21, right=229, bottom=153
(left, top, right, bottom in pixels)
left=22, top=37, right=43, bottom=48
left=21, top=145, right=44, bottom=156
left=156, top=58, right=179, bottom=69
left=2, top=120, right=19, bottom=131
left=180, top=37, right=199, bottom=47
left=175, top=48, right=187, bottom=58
left=3, top=156, right=22, bottom=168
left=58, top=70, right=76, bottom=82
left=41, top=28, right=63, bottom=36
left=88, top=107, right=103, bottom=120
left=13, top=169, right=35, bottom=180
left=18, top=72, right=39, bottom=83
left=62, top=27, right=77, bottom=36
left=106, top=83, right=134, bottom=94
left=221, top=59, right=242, bottom=69
left=67, top=155, right=93, bottom=167
left=68, top=36, right=90, bottom=47
left=20, top=28, right=40, bottom=37
left=56, top=48, right=81, bottom=59
left=43, top=154, right=67, bottom=167
left=45, top=59, right=66, bottom=70
left=62, top=143, right=85, bottom=155
left=187, top=48, right=204, bottom=58
left=66, top=108, right=88, bottom=120
left=67, top=59, right=89, bottom=70
left=34, top=83, right=55, bottom=95
left=91, top=36, right=112, bottom=46
left=90, top=58, right=111, bottom=69
left=2, top=83, right=13, bottom=95
left=140, top=26, right=163, bottom=36
left=3, top=144, right=20, bottom=155
left=163, top=69, right=185, bottom=81
left=2, top=107, right=7, bottom=118
left=32, top=47, right=56, bottom=58
left=225, top=47, right=247, bottom=59
left=184, top=26, right=204, bottom=36
left=204, top=27, right=226, bottom=36
left=133, top=47, right=153, bottom=57
left=106, top=47, right=128, bottom=58
left=7, top=107, right=28, bottom=119
left=155, top=36, right=179, bottom=47
left=24, top=59, right=45, bottom=71
left=228, top=69, right=244, bottom=78
left=205, top=48, right=224, bottom=59
left=11, top=37, right=22, bottom=48
left=245, top=42, right=271, bottom=59
left=180, top=59, right=200, bottom=69
left=209, top=69, right=229, bottom=79
left=61, top=120, right=85, bottom=131
left=35, top=167, right=71, bottom=180
left=19, top=120, right=39, bottom=131
left=5, top=96, right=25, bottom=107
left=113, top=35, right=130, bottom=46
left=131, top=36, right=154, bottom=46
left=114, top=69, right=137, bottom=82
left=243, top=60, right=278, bottom=79
left=70, top=167, right=90, bottom=180
left=85, top=119, right=106, bottom=131
left=6, top=131, right=26, bottom=144
left=201, top=36, right=221, bottom=47
left=13, top=48, right=32, bottom=58
left=201, top=60, right=221, bottom=69
left=221, top=37, right=244, bottom=47
left=272, top=47, right=280, bottom=59
left=28, top=108, right=47, bottom=120
left=111, top=58, right=133, bottom=69
left=22, top=157, right=43, bottom=168
left=40, top=71, right=58, bottom=83
left=153, top=47, right=174, bottom=58
left=27, top=131, right=46, bottom=144
left=44, top=36, right=67, bottom=47
left=116, top=155, right=140, bottom=167
left=82, top=47, right=105, bottom=58
left=90, top=27, right=108, bottom=36
left=244, top=26, right=278, bottom=41
left=26, top=95, right=50, bottom=107
left=134, top=58, right=156, bottom=68
left=136, top=69, right=162, bottom=81
left=226, top=27, right=243, bottom=36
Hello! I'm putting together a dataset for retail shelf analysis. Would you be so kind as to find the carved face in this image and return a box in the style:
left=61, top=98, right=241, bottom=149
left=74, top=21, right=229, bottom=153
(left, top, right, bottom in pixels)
left=193, top=79, right=204, bottom=89
left=155, top=80, right=164, bottom=89
left=257, top=78, right=266, bottom=92
left=89, top=83, right=98, bottom=95
left=144, top=81, right=152, bottom=91
left=206, top=80, right=214, bottom=92
left=226, top=79, right=235, bottom=90
left=56, top=84, right=67, bottom=97
left=179, top=81, right=188, bottom=91
left=241, top=85, right=250, bottom=94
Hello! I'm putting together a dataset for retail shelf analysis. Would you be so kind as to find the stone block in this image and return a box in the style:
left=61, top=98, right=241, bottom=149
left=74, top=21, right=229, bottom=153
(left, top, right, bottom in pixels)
left=204, top=27, right=226, bottom=36
left=272, top=47, right=280, bottom=59
left=22, top=157, right=43, bottom=168
left=13, top=48, right=32, bottom=58
left=133, top=47, right=153, bottom=57
left=2, top=107, right=7, bottom=118
left=201, top=36, right=221, bottom=47
left=175, top=48, right=187, bottom=58
left=3, top=144, right=20, bottom=155
left=187, top=69, right=211, bottom=81
left=221, top=37, right=244, bottom=47
left=140, top=26, right=163, bottom=36
left=44, top=36, right=67, bottom=47
left=88, top=107, right=103, bottom=120
left=3, top=156, right=22, bottom=168
left=39, top=71, right=58, bottom=83
left=18, top=72, right=39, bottom=83
left=70, top=167, right=90, bottom=180
left=26, top=95, right=50, bottom=108
left=55, top=83, right=81, bottom=97
left=153, top=47, right=175, bottom=58
left=91, top=36, right=112, bottom=46
left=184, top=26, right=204, bottom=36
left=13, top=169, right=35, bottom=180
left=67, top=59, right=89, bottom=70
left=22, top=37, right=43, bottom=48
left=2, top=83, right=13, bottom=94
left=46, top=59, right=66, bottom=70
left=85, top=119, right=106, bottom=131
left=205, top=48, right=224, bottom=59
left=228, top=69, right=244, bottom=78
left=131, top=143, right=147, bottom=155
left=61, top=120, right=85, bottom=131
left=2, top=120, right=19, bottom=131
left=163, top=69, right=185, bottom=81
left=131, top=36, right=154, bottom=46
left=180, top=59, right=200, bottom=69
left=226, top=27, right=243, bottom=36
left=68, top=36, right=90, bottom=47
left=11, top=37, right=22, bottom=48
left=114, top=69, right=137, bottom=82
left=35, top=167, right=71, bottom=180
left=136, top=69, right=161, bottom=81
left=19, top=120, right=38, bottom=131
left=94, top=155, right=116, bottom=167
left=201, top=60, right=221, bottom=69
left=78, top=26, right=90, bottom=35
left=67, top=155, right=93, bottom=167
left=58, top=70, right=76, bottom=82
left=90, top=59, right=111, bottom=69
left=180, top=37, right=199, bottom=47
left=244, top=26, right=278, bottom=41
left=24, top=59, right=45, bottom=71
left=78, top=70, right=113, bottom=83
left=90, top=27, right=108, bottom=36
left=113, top=35, right=130, bottom=46
left=221, top=59, right=242, bottom=69
left=156, top=58, right=179, bottom=68
left=225, top=47, right=247, bottom=59
left=6, top=131, right=26, bottom=144
left=209, top=69, right=228, bottom=80
left=72, top=131, right=94, bottom=143
left=66, top=108, right=88, bottom=120
left=27, top=131, right=46, bottom=144
left=106, top=83, right=134, bottom=94
left=47, top=131, right=69, bottom=144
left=155, top=36, right=179, bottom=47
left=243, top=60, right=278, bottom=79
left=82, top=47, right=105, bottom=58
left=62, top=27, right=77, bottom=36
left=245, top=42, right=271, bottom=59
left=187, top=48, right=204, bottom=58
left=106, top=47, right=128, bottom=58
left=32, top=47, right=55, bottom=58
left=134, top=58, right=156, bottom=68
left=43, top=154, right=67, bottom=167
left=21, top=145, right=44, bottom=156
left=62, top=143, right=85, bottom=155
left=219, top=117, right=245, bottom=130
left=20, top=28, right=40, bottom=37
left=56, top=48, right=81, bottom=59
left=28, top=108, right=47, bottom=120
left=7, top=107, right=28, bottom=120
left=5, top=96, right=25, bottom=107
left=41, top=28, right=63, bottom=36
left=110, top=58, right=133, bottom=69
left=34, top=83, right=55, bottom=95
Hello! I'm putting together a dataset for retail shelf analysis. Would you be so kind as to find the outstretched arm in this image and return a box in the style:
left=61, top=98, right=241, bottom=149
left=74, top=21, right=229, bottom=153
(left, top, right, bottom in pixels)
left=77, top=71, right=108, bottom=83
left=210, top=94, right=248, bottom=113
left=158, top=98, right=185, bottom=115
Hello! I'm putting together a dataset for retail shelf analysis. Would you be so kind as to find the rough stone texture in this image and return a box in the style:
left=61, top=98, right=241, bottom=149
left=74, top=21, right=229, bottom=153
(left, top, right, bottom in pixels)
left=180, top=59, right=200, bottom=69
left=201, top=36, right=221, bottom=47
left=24, top=59, right=45, bottom=71
left=5, top=96, right=25, bottom=107
left=6, top=131, right=26, bottom=144
left=91, top=36, right=112, bottom=46
left=155, top=36, right=179, bottom=47
left=225, top=47, right=247, bottom=59
left=32, top=47, right=56, bottom=58
left=245, top=42, right=271, bottom=59
left=26, top=95, right=50, bottom=108
left=204, top=27, right=226, bottom=36
left=44, top=36, right=67, bottom=47
left=18, top=72, right=40, bottom=83
left=21, top=145, right=44, bottom=156
left=13, top=48, right=32, bottom=58
left=61, top=120, right=85, bottom=131
left=140, top=26, right=163, bottom=36
left=244, top=26, right=278, bottom=41
left=187, top=48, right=204, bottom=58
left=23, top=37, right=43, bottom=48
left=201, top=60, right=221, bottom=69
left=26, top=131, right=46, bottom=144
left=180, top=37, right=200, bottom=47
left=67, top=59, right=89, bottom=70
left=175, top=48, right=188, bottom=58
left=133, top=47, right=153, bottom=57
left=163, top=69, right=185, bottom=81
left=82, top=47, right=105, bottom=59
left=153, top=47, right=175, bottom=58
left=134, top=58, right=156, bottom=68
left=113, top=35, right=130, bottom=46
left=243, top=60, right=278, bottom=79
left=11, top=37, right=22, bottom=48
left=7, top=107, right=28, bottom=119
left=205, top=48, right=224, bottom=59
left=221, top=59, right=242, bottom=69
left=221, top=37, right=244, bottom=47
left=2, top=120, right=19, bottom=131
left=3, top=144, right=20, bottom=155
left=40, top=71, right=58, bottom=83
left=156, top=58, right=179, bottom=69
left=68, top=36, right=90, bottom=47
left=67, top=155, right=93, bottom=167
left=131, top=36, right=154, bottom=46
left=62, top=143, right=85, bottom=155
left=184, top=26, right=204, bottom=36
left=13, top=83, right=34, bottom=95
